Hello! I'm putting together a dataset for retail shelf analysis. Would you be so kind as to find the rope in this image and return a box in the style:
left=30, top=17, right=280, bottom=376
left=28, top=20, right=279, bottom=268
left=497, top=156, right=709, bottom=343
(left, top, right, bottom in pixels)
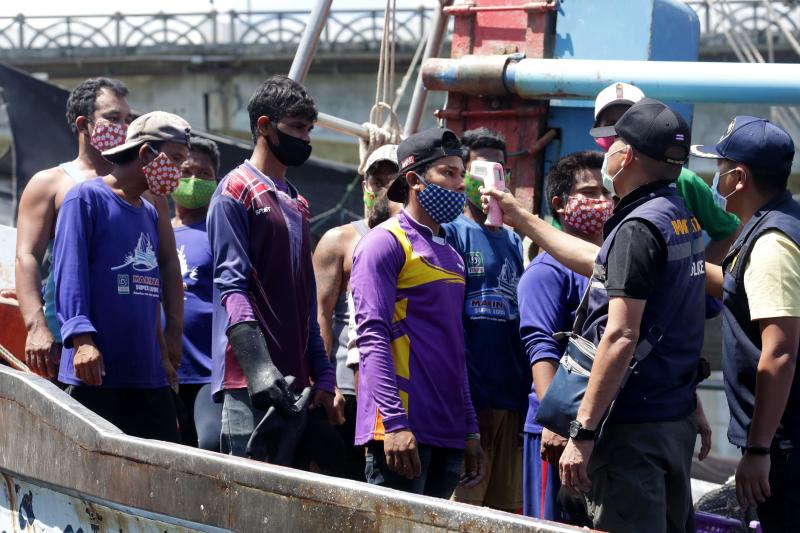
left=358, top=0, right=403, bottom=176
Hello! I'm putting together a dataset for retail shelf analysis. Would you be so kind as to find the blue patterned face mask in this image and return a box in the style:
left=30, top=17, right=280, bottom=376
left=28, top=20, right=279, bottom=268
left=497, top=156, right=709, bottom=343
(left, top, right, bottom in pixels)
left=414, top=173, right=466, bottom=224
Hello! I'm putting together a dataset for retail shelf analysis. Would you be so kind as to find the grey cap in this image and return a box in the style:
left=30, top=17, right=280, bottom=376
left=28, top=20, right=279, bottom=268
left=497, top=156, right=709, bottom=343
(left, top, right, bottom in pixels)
left=364, top=144, right=399, bottom=175
left=102, top=111, right=191, bottom=161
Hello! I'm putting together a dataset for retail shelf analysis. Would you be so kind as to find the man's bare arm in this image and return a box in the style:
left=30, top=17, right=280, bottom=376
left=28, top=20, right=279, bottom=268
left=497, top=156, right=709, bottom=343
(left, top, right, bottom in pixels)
left=577, top=297, right=646, bottom=429
left=705, top=227, right=740, bottom=265
left=749, top=316, right=800, bottom=447
left=312, top=226, right=347, bottom=356
left=705, top=263, right=724, bottom=300
left=147, top=193, right=184, bottom=367
left=481, top=188, right=598, bottom=277
left=15, top=169, right=61, bottom=376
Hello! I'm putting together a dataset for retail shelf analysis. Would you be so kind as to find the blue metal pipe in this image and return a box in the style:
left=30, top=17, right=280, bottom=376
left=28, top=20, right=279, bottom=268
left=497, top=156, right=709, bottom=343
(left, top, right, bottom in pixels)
left=422, top=57, right=800, bottom=105
left=505, top=58, right=800, bottom=104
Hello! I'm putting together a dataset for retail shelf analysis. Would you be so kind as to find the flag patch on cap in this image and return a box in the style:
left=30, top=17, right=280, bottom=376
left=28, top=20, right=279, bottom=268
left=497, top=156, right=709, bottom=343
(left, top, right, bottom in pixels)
left=400, top=155, right=416, bottom=169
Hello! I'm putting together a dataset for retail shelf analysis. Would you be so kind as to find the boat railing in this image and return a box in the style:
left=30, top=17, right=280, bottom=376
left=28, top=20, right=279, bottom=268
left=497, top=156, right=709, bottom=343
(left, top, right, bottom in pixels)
left=0, top=364, right=581, bottom=532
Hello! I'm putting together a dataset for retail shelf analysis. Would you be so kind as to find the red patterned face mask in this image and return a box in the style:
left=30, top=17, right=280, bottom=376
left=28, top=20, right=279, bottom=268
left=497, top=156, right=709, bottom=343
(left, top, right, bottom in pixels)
left=143, top=150, right=182, bottom=196
left=563, top=195, right=614, bottom=237
left=89, top=119, right=128, bottom=152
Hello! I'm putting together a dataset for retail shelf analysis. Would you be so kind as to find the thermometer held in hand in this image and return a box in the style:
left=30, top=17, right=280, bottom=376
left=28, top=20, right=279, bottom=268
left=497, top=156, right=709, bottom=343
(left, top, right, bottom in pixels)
left=470, top=160, right=506, bottom=227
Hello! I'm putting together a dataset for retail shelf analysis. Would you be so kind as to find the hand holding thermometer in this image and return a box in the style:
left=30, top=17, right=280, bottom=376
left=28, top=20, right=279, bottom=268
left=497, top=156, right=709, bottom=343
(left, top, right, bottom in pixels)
left=469, top=160, right=506, bottom=227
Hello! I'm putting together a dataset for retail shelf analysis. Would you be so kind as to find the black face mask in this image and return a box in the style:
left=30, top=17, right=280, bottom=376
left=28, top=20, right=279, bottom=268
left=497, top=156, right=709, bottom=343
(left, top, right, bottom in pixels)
left=267, top=126, right=312, bottom=167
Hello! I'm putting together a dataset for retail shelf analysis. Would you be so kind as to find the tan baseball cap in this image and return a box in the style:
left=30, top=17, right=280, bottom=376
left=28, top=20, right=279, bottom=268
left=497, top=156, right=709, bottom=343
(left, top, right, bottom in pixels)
left=364, top=144, right=399, bottom=175
left=102, top=111, right=191, bottom=161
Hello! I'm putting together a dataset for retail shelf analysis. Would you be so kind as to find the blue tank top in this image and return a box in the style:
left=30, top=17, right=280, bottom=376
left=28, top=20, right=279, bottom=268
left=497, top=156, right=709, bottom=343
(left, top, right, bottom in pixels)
left=43, top=162, right=86, bottom=343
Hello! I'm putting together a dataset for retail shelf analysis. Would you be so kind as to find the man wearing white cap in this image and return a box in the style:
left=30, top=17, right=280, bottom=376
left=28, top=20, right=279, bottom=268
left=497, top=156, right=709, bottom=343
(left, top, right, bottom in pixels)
left=53, top=111, right=191, bottom=442
left=313, top=144, right=401, bottom=480
left=591, top=82, right=740, bottom=263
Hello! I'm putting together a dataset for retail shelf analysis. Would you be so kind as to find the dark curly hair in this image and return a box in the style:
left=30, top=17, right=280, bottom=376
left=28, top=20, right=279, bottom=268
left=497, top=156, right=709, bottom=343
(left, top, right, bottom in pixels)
left=189, top=136, right=221, bottom=176
left=65, top=77, right=129, bottom=134
left=247, top=75, right=318, bottom=143
left=545, top=150, right=604, bottom=202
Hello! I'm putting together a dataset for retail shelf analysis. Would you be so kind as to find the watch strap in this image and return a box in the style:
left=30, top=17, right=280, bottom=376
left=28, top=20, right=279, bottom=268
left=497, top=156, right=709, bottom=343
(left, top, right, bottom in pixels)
left=745, top=446, right=770, bottom=456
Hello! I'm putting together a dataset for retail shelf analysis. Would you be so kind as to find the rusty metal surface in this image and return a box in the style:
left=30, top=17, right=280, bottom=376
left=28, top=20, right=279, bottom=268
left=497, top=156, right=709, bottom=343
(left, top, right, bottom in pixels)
left=423, top=55, right=510, bottom=96
left=0, top=365, right=587, bottom=532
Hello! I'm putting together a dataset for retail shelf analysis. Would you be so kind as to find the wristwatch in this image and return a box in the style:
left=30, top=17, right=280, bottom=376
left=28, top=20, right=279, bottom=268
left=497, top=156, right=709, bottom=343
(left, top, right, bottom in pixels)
left=569, top=420, right=597, bottom=441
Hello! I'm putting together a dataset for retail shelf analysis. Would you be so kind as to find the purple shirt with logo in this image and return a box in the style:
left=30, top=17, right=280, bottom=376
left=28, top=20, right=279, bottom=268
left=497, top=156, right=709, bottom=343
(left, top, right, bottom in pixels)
left=174, top=221, right=213, bottom=384
left=350, top=210, right=478, bottom=449
left=54, top=178, right=167, bottom=388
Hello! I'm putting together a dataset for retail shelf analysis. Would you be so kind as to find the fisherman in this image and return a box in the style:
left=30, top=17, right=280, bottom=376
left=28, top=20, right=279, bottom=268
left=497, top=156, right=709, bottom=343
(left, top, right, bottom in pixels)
left=312, top=144, right=400, bottom=480
left=171, top=135, right=222, bottom=449
left=697, top=117, right=800, bottom=532
left=54, top=111, right=191, bottom=443
left=15, top=78, right=184, bottom=381
left=445, top=128, right=527, bottom=512
left=518, top=151, right=609, bottom=523
left=207, top=75, right=337, bottom=459
left=591, top=82, right=740, bottom=263
left=482, top=99, right=706, bottom=531
left=350, top=127, right=485, bottom=497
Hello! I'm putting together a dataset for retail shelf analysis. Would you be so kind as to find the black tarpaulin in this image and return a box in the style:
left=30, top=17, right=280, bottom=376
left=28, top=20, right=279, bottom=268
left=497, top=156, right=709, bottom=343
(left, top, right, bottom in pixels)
left=0, top=63, right=362, bottom=238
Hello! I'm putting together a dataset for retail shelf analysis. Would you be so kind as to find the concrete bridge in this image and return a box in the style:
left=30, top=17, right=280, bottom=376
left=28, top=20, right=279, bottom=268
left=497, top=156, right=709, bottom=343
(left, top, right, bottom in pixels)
left=0, top=2, right=798, bottom=77
left=0, top=1, right=798, bottom=150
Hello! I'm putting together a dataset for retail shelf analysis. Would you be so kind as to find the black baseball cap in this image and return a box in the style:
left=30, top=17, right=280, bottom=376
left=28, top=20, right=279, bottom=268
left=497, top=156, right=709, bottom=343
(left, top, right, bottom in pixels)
left=691, top=116, right=795, bottom=175
left=387, top=128, right=462, bottom=202
left=590, top=98, right=691, bottom=165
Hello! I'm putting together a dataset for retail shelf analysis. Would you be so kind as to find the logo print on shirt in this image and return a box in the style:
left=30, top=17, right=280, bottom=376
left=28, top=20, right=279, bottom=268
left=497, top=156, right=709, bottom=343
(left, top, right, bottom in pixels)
left=255, top=206, right=271, bottom=215
left=117, top=274, right=130, bottom=295
left=467, top=252, right=484, bottom=276
left=177, top=245, right=198, bottom=282
left=110, top=233, right=158, bottom=272
left=497, top=258, right=520, bottom=304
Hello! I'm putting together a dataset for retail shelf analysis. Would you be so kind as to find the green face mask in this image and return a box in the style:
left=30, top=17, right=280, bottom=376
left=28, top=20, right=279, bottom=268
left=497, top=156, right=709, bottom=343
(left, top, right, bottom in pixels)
left=363, top=187, right=377, bottom=210
left=463, top=172, right=483, bottom=207
left=171, top=177, right=216, bottom=209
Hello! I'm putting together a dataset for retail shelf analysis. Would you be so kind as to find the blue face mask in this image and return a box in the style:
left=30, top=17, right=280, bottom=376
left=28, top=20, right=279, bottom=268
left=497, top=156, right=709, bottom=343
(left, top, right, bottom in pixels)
left=415, top=173, right=466, bottom=224
left=711, top=168, right=738, bottom=211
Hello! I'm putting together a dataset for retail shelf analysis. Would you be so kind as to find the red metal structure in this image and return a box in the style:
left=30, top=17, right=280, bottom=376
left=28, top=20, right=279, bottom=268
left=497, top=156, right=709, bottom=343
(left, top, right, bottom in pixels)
left=440, top=0, right=557, bottom=213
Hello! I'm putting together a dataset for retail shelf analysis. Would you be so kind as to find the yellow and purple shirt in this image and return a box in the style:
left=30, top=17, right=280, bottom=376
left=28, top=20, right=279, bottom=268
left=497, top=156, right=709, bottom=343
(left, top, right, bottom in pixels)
left=351, top=210, right=479, bottom=449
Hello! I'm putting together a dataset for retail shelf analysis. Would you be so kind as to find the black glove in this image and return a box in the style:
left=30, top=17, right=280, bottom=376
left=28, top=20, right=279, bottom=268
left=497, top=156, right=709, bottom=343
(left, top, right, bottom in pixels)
left=227, top=321, right=295, bottom=415
left=246, top=377, right=313, bottom=465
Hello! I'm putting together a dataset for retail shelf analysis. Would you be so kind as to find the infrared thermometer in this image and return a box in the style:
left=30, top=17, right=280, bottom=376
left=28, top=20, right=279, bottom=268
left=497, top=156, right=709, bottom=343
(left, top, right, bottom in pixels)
left=469, top=160, right=506, bottom=227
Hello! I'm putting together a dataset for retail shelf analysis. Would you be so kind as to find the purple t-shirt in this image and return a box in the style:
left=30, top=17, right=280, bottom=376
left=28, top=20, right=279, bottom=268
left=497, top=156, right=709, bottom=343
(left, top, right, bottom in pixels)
left=518, top=251, right=588, bottom=433
left=54, top=178, right=167, bottom=388
left=174, top=221, right=213, bottom=384
left=350, top=210, right=478, bottom=449
left=207, top=161, right=334, bottom=398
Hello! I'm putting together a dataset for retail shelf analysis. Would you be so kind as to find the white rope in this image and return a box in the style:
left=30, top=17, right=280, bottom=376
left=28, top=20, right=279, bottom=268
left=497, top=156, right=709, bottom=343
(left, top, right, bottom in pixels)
left=358, top=0, right=404, bottom=176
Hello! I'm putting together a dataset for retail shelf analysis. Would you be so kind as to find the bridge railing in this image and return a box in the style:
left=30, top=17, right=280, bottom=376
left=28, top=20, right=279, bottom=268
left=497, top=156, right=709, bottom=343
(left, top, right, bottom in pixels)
left=0, top=8, right=433, bottom=54
left=686, top=0, right=800, bottom=38
left=0, top=3, right=797, bottom=57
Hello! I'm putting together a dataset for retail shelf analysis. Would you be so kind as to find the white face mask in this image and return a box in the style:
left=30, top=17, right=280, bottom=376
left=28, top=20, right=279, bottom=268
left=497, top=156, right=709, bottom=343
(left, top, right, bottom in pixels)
left=711, top=167, right=738, bottom=211
left=600, top=146, right=627, bottom=196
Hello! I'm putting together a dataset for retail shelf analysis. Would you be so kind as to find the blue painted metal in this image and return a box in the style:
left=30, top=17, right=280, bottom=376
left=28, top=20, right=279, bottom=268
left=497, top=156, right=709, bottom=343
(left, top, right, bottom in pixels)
left=504, top=58, right=800, bottom=105
left=543, top=0, right=700, bottom=215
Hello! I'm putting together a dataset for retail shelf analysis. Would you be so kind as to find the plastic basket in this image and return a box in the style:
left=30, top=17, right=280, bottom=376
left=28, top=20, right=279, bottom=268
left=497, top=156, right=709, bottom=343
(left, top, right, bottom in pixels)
left=695, top=511, right=744, bottom=533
